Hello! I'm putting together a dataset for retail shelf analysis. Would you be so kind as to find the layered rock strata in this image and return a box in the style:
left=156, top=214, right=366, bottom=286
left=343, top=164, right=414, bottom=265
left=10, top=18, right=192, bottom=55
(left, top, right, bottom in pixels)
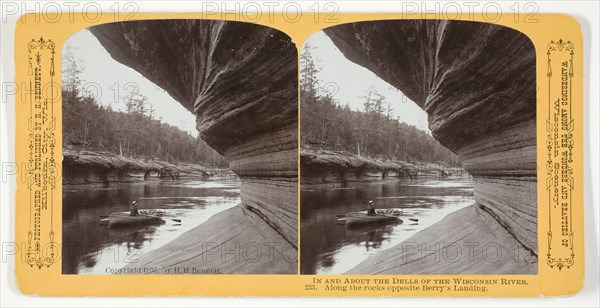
left=89, top=20, right=297, bottom=273
left=301, top=149, right=462, bottom=184
left=124, top=205, right=297, bottom=274
left=346, top=204, right=537, bottom=274
left=324, top=20, right=537, bottom=270
left=62, top=149, right=216, bottom=187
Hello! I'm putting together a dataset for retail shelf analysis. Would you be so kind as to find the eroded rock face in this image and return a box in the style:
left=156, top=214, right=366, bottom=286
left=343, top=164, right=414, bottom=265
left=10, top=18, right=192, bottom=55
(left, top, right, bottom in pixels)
left=62, top=149, right=214, bottom=187
left=63, top=149, right=161, bottom=187
left=325, top=20, right=537, bottom=255
left=301, top=149, right=441, bottom=184
left=90, top=20, right=298, bottom=248
left=124, top=206, right=298, bottom=274
left=346, top=205, right=537, bottom=274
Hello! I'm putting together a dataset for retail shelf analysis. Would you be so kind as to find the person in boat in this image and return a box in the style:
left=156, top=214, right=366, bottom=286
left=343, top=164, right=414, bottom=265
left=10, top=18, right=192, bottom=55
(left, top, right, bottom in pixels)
left=367, top=200, right=376, bottom=216
left=130, top=201, right=139, bottom=217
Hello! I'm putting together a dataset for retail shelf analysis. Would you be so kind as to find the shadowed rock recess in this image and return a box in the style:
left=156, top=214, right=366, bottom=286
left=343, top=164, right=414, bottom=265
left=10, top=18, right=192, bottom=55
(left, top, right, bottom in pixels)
left=324, top=20, right=537, bottom=273
left=90, top=20, right=297, bottom=273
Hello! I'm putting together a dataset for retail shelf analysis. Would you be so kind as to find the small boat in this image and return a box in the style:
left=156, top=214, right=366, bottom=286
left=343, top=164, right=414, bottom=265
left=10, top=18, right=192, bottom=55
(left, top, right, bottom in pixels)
left=108, top=212, right=164, bottom=228
left=336, top=208, right=403, bottom=218
left=345, top=212, right=401, bottom=227
left=375, top=208, right=403, bottom=216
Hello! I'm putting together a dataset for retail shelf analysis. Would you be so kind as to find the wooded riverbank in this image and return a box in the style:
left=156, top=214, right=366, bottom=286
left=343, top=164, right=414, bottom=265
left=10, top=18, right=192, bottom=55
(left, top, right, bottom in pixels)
left=63, top=148, right=234, bottom=188
left=301, top=148, right=468, bottom=186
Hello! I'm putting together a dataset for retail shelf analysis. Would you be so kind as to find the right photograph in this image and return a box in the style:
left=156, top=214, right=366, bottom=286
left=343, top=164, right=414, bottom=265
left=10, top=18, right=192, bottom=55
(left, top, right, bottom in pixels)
left=300, top=20, right=538, bottom=275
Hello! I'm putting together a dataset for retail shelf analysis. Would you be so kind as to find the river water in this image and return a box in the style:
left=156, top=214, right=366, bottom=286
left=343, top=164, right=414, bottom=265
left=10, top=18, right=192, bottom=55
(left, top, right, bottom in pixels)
left=62, top=179, right=240, bottom=274
left=300, top=179, right=474, bottom=274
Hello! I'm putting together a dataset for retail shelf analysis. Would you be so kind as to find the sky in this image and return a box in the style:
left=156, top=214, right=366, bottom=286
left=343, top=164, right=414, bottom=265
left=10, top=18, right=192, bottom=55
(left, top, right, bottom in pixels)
left=63, top=29, right=198, bottom=136
left=64, top=28, right=429, bottom=136
left=303, top=31, right=430, bottom=133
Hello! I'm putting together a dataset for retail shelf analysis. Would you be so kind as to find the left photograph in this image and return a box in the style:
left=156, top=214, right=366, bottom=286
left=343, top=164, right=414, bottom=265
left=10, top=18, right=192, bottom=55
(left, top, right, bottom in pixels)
left=61, top=20, right=298, bottom=274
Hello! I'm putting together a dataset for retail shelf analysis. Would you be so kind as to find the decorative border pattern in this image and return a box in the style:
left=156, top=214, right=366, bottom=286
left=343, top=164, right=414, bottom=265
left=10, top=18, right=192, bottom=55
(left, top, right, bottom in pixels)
left=26, top=37, right=59, bottom=269
left=545, top=39, right=575, bottom=271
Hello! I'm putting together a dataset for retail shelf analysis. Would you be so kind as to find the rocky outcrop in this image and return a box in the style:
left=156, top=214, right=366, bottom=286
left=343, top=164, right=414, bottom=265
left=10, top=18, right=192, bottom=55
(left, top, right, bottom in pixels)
left=89, top=20, right=297, bottom=272
left=346, top=204, right=537, bottom=274
left=124, top=205, right=297, bottom=274
left=301, top=149, right=459, bottom=184
left=62, top=149, right=216, bottom=187
left=324, top=20, right=537, bottom=270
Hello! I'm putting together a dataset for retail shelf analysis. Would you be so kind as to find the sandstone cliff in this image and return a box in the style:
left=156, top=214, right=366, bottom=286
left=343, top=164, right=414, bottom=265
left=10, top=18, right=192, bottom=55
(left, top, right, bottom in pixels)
left=324, top=20, right=537, bottom=273
left=301, top=148, right=461, bottom=184
left=62, top=149, right=218, bottom=187
left=346, top=204, right=537, bottom=274
left=89, top=20, right=297, bottom=273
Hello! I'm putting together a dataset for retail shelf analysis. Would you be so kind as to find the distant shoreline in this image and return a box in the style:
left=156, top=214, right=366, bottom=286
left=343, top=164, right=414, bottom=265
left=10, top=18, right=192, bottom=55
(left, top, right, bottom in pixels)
left=301, top=148, right=468, bottom=186
left=62, top=148, right=234, bottom=188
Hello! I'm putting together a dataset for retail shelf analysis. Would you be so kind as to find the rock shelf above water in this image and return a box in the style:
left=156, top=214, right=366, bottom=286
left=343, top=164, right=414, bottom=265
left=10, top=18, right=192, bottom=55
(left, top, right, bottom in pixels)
left=325, top=20, right=538, bottom=269
left=89, top=20, right=298, bottom=272
left=62, top=149, right=218, bottom=187
left=301, top=148, right=463, bottom=184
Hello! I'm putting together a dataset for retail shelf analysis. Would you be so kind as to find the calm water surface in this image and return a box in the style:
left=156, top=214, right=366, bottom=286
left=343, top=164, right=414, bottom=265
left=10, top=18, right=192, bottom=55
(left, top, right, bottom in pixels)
left=62, top=179, right=240, bottom=274
left=300, top=179, right=474, bottom=274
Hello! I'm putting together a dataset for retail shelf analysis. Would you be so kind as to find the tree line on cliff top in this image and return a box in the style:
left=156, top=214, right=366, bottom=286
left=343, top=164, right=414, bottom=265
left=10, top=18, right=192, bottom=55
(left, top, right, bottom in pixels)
left=62, top=46, right=228, bottom=168
left=301, top=44, right=459, bottom=165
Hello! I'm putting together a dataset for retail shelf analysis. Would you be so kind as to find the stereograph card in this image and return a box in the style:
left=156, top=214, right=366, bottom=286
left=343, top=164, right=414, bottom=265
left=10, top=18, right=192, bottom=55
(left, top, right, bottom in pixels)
left=5, top=4, right=587, bottom=298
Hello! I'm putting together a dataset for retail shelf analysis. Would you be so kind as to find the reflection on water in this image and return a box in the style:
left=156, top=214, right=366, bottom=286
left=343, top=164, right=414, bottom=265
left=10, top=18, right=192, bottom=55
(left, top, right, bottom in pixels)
left=300, top=179, right=474, bottom=274
left=62, top=179, right=240, bottom=274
